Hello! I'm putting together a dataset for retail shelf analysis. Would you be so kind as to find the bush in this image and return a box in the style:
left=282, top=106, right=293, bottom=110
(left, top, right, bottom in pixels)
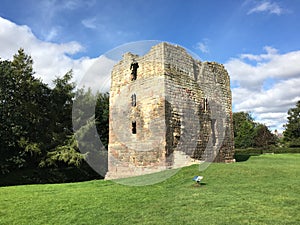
left=287, top=138, right=300, bottom=148
left=235, top=147, right=300, bottom=155
left=234, top=148, right=265, bottom=155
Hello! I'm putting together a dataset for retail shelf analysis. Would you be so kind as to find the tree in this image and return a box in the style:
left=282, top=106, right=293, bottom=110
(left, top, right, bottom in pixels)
left=48, top=71, right=75, bottom=146
left=39, top=71, right=84, bottom=167
left=71, top=88, right=109, bottom=175
left=95, top=92, right=109, bottom=149
left=0, top=49, right=87, bottom=173
left=233, top=112, right=255, bottom=148
left=72, top=88, right=109, bottom=148
left=254, top=123, right=276, bottom=148
left=0, top=59, right=16, bottom=173
left=0, top=49, right=50, bottom=172
left=233, top=111, right=278, bottom=149
left=0, top=48, right=110, bottom=178
left=283, top=100, right=300, bottom=147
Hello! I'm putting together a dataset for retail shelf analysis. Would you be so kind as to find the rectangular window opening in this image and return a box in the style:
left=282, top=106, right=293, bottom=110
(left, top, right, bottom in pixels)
left=130, top=62, right=139, bottom=81
left=211, top=119, right=216, bottom=146
left=132, top=121, right=137, bottom=134
left=131, top=93, right=136, bottom=107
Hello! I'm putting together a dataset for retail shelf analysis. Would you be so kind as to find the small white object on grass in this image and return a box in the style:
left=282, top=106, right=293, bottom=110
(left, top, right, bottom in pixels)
left=192, top=176, right=203, bottom=184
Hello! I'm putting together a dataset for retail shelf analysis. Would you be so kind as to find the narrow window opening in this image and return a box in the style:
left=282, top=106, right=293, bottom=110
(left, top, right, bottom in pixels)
left=130, top=62, right=139, bottom=81
left=211, top=119, right=216, bottom=146
left=131, top=93, right=136, bottom=107
left=202, top=97, right=208, bottom=112
left=132, top=121, right=137, bottom=134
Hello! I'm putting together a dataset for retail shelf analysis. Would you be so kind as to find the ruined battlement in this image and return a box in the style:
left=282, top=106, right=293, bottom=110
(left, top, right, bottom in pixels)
left=106, top=42, right=234, bottom=180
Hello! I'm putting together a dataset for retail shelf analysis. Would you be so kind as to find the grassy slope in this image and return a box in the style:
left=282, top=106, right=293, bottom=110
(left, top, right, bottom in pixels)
left=0, top=154, right=299, bottom=225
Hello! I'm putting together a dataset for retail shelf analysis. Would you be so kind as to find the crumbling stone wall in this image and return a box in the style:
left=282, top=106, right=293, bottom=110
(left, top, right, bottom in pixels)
left=106, top=42, right=234, bottom=179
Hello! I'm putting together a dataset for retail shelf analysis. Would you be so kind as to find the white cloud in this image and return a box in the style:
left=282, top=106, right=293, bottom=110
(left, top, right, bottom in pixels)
left=226, top=46, right=300, bottom=90
left=43, top=27, right=60, bottom=41
left=196, top=39, right=209, bottom=54
left=77, top=55, right=116, bottom=93
left=247, top=1, right=284, bottom=15
left=241, top=46, right=278, bottom=61
left=225, top=46, right=300, bottom=132
left=82, top=17, right=97, bottom=29
left=0, top=16, right=107, bottom=88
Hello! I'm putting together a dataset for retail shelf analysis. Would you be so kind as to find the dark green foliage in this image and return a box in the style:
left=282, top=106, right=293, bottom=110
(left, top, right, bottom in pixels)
left=273, top=147, right=300, bottom=154
left=38, top=71, right=82, bottom=168
left=0, top=49, right=51, bottom=172
left=95, top=92, right=109, bottom=149
left=233, top=112, right=277, bottom=149
left=234, top=147, right=300, bottom=162
left=72, top=88, right=109, bottom=176
left=234, top=148, right=265, bottom=155
left=72, top=88, right=109, bottom=150
left=233, top=112, right=255, bottom=148
left=254, top=123, right=277, bottom=148
left=0, top=163, right=102, bottom=186
left=283, top=100, right=300, bottom=147
left=0, top=49, right=110, bottom=180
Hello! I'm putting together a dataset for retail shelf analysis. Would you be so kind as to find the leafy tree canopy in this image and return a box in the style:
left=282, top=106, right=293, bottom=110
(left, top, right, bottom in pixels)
left=0, top=49, right=109, bottom=175
left=233, top=112, right=276, bottom=149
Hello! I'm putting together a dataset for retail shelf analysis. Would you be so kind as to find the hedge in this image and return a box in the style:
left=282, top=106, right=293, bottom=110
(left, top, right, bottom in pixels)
left=234, top=147, right=300, bottom=155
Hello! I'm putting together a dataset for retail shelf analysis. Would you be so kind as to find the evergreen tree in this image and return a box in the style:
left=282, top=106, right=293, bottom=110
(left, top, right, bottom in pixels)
left=283, top=100, right=300, bottom=147
left=233, top=112, right=255, bottom=148
left=39, top=70, right=83, bottom=167
left=0, top=49, right=87, bottom=173
left=0, top=49, right=50, bottom=172
left=95, top=92, right=109, bottom=149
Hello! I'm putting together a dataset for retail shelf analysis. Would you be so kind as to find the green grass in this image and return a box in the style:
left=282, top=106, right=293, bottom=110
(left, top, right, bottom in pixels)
left=1, top=154, right=299, bottom=225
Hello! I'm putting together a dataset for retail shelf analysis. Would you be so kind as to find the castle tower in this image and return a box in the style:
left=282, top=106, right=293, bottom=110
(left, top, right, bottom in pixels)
left=105, top=42, right=234, bottom=180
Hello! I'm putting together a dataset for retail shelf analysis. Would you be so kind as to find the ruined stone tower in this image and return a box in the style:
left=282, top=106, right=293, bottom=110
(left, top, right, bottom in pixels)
left=106, top=42, right=234, bottom=179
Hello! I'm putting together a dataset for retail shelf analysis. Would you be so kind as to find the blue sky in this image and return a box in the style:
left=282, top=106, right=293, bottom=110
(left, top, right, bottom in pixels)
left=1, top=0, right=300, bottom=132
left=2, top=0, right=300, bottom=61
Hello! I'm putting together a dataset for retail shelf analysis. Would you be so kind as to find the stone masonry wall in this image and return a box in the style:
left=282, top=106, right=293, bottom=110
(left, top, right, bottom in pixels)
left=197, top=62, right=234, bottom=162
left=162, top=43, right=210, bottom=167
left=162, top=43, right=234, bottom=163
left=106, top=42, right=234, bottom=179
left=106, top=45, right=168, bottom=179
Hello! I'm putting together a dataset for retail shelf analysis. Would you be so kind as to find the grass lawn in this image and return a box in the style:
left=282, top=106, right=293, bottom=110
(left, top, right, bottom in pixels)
left=0, top=154, right=299, bottom=225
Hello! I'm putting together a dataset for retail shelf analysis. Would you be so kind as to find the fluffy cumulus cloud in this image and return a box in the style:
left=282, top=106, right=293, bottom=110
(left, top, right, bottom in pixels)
left=225, top=46, right=300, bottom=132
left=0, top=17, right=110, bottom=88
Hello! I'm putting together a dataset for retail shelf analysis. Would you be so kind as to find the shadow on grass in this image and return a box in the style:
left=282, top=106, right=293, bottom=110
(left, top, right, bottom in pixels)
left=234, top=153, right=260, bottom=162
left=234, top=154, right=251, bottom=162
left=192, top=182, right=207, bottom=188
left=0, top=163, right=103, bottom=187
